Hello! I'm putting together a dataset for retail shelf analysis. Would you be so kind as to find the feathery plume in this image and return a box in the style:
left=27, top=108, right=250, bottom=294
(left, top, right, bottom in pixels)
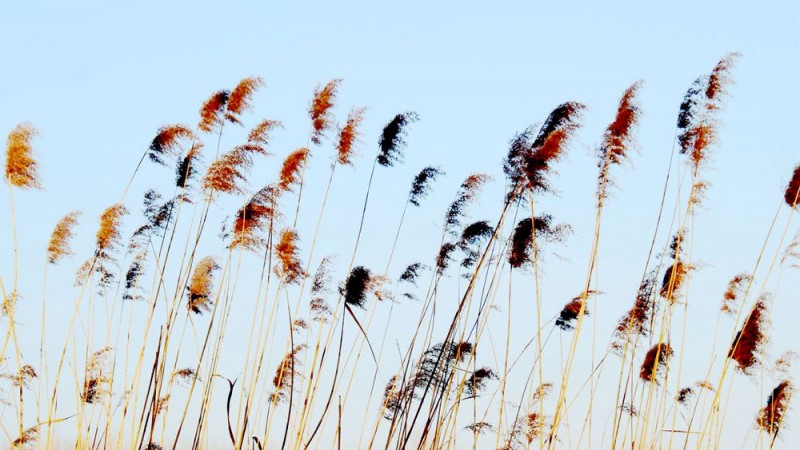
left=411, top=342, right=474, bottom=393
left=465, top=422, right=495, bottom=435
left=122, top=252, right=146, bottom=301
left=640, top=343, right=673, bottom=383
left=5, top=123, right=41, bottom=189
left=243, top=119, right=281, bottom=154
left=340, top=266, right=373, bottom=309
left=399, top=262, right=427, bottom=285
left=784, top=164, right=800, bottom=208
left=336, top=107, right=366, bottom=166
left=275, top=228, right=306, bottom=284
left=12, top=426, right=38, bottom=450
left=729, top=295, right=769, bottom=374
left=171, top=368, right=197, bottom=387
left=382, top=375, right=406, bottom=420
left=555, top=292, right=598, bottom=331
left=143, top=190, right=177, bottom=236
left=508, top=214, right=571, bottom=269
left=458, top=220, right=493, bottom=269
left=444, top=173, right=490, bottom=235
left=175, top=142, right=203, bottom=190
left=773, top=351, right=798, bottom=377
left=278, top=148, right=309, bottom=192
left=309, top=79, right=342, bottom=145
left=225, top=76, right=264, bottom=124
left=756, top=380, right=793, bottom=437
left=198, top=90, right=230, bottom=133
left=721, top=272, right=752, bottom=316
left=676, top=386, right=695, bottom=406
left=464, top=367, right=497, bottom=397
left=3, top=364, right=37, bottom=388
left=613, top=272, right=658, bottom=348
left=47, top=211, right=80, bottom=264
left=435, top=242, right=457, bottom=275
left=705, top=52, right=741, bottom=110
left=409, top=166, right=444, bottom=207
left=230, top=185, right=281, bottom=250
left=310, top=257, right=334, bottom=322
left=82, top=347, right=112, bottom=403
left=677, top=53, right=740, bottom=172
left=96, top=204, right=127, bottom=257
left=377, top=111, right=419, bottom=167
left=597, top=82, right=643, bottom=202
left=503, top=102, right=585, bottom=194
left=659, top=260, right=690, bottom=301
left=148, top=125, right=195, bottom=166
left=187, top=256, right=220, bottom=315
left=269, top=344, right=306, bottom=404
left=202, top=141, right=267, bottom=194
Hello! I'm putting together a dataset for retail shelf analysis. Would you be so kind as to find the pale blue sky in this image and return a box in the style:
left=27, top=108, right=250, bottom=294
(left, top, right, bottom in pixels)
left=1, top=1, right=799, bottom=448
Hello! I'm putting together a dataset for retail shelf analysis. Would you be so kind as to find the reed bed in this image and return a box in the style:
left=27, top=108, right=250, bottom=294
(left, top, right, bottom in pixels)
left=1, top=54, right=798, bottom=450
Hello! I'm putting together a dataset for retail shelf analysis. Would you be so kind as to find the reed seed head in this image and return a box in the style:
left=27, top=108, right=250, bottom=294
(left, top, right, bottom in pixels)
left=5, top=122, right=41, bottom=190
left=309, top=79, right=342, bottom=145
left=47, top=211, right=80, bottom=264
left=377, top=111, right=419, bottom=167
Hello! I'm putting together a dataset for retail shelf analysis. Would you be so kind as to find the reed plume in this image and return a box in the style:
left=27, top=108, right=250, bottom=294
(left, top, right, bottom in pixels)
left=773, top=351, right=798, bottom=377
left=269, top=344, right=306, bottom=404
left=464, top=367, right=497, bottom=397
left=198, top=90, right=230, bottom=133
left=12, top=426, right=38, bottom=450
left=503, top=102, right=585, bottom=194
left=784, top=164, right=800, bottom=208
left=230, top=185, right=281, bottom=250
left=336, top=107, right=366, bottom=166
left=187, top=256, right=220, bottom=315
left=729, top=295, right=769, bottom=375
left=3, top=364, right=37, bottom=388
left=410, top=341, right=473, bottom=393
left=409, top=166, right=444, bottom=207
left=444, top=173, right=490, bottom=235
left=458, top=220, right=493, bottom=269
left=435, top=242, right=457, bottom=275
left=597, top=82, right=642, bottom=202
left=677, top=53, right=739, bottom=172
left=676, top=386, right=695, bottom=405
left=659, top=260, right=690, bottom=301
left=756, top=380, right=793, bottom=437
left=721, top=272, right=752, bottom=316
left=143, top=190, right=177, bottom=236
left=310, top=257, right=334, bottom=323
left=96, top=204, right=127, bottom=257
left=640, top=343, right=673, bottom=383
left=507, top=214, right=571, bottom=269
left=275, top=228, right=307, bottom=284
left=377, top=111, right=419, bottom=167
left=47, top=211, right=80, bottom=264
left=225, top=76, right=264, bottom=124
left=5, top=123, right=41, bottom=189
left=148, top=125, right=195, bottom=166
left=202, top=141, right=267, bottom=194
left=612, top=272, right=658, bottom=349
left=81, top=347, right=112, bottom=403
left=243, top=119, right=281, bottom=154
left=309, top=79, right=342, bottom=145
left=122, top=252, right=146, bottom=301
left=278, top=148, right=309, bottom=192
left=94, top=204, right=127, bottom=287
left=555, top=292, right=597, bottom=331
left=171, top=368, right=197, bottom=387
left=175, top=142, right=203, bottom=190
left=382, top=375, right=406, bottom=420
left=398, top=262, right=427, bottom=285
left=340, top=266, right=373, bottom=309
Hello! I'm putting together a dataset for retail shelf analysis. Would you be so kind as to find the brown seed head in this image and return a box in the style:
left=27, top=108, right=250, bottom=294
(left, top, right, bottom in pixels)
left=198, top=90, right=230, bottom=132
left=226, top=76, right=264, bottom=122
left=5, top=123, right=41, bottom=189
left=309, top=79, right=342, bottom=145
left=47, top=211, right=80, bottom=264
left=187, top=256, right=220, bottom=314
left=729, top=296, right=769, bottom=375
left=275, top=228, right=307, bottom=284
left=278, top=148, right=309, bottom=192
left=336, top=107, right=366, bottom=166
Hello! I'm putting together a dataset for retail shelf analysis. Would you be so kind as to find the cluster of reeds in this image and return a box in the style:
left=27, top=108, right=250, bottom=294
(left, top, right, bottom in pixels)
left=1, top=54, right=798, bottom=450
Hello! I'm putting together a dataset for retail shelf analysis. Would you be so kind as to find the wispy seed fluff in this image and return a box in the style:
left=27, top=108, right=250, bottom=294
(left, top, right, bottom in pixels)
left=47, top=211, right=80, bottom=264
left=5, top=122, right=42, bottom=190
left=309, top=79, right=342, bottom=145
